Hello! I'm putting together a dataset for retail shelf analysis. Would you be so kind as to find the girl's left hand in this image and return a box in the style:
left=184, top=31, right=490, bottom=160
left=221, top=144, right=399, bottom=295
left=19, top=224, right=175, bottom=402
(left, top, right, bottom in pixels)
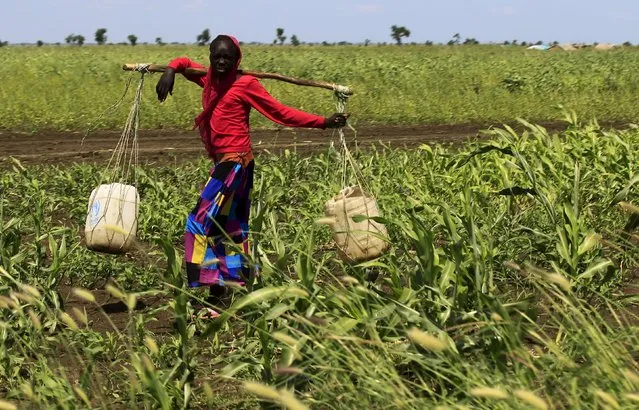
left=325, top=113, right=350, bottom=129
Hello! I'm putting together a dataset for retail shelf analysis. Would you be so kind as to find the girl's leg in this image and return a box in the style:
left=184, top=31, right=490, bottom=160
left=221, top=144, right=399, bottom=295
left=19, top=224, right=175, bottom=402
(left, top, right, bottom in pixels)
left=207, top=283, right=226, bottom=305
left=184, top=161, right=246, bottom=287
left=233, top=160, right=255, bottom=280
left=215, top=160, right=254, bottom=284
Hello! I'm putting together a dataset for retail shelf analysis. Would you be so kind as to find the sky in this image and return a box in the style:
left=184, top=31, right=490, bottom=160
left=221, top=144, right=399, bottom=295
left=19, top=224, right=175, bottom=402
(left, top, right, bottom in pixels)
left=2, top=0, right=639, bottom=45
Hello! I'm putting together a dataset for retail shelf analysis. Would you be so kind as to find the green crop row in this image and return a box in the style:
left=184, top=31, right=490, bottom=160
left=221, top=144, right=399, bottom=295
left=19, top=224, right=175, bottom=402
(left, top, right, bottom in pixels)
left=2, top=45, right=639, bottom=131
left=2, top=117, right=639, bottom=408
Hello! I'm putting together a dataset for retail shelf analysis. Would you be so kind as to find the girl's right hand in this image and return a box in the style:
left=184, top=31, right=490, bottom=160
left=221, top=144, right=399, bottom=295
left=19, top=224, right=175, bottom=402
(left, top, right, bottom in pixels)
left=156, top=68, right=176, bottom=102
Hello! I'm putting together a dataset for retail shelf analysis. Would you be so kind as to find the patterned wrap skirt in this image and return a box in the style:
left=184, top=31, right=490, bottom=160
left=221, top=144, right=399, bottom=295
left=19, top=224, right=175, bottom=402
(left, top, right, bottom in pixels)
left=184, top=152, right=254, bottom=287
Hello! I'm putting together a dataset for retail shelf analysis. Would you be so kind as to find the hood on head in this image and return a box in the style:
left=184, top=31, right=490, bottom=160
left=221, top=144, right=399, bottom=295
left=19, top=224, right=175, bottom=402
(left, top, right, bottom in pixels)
left=226, top=35, right=242, bottom=69
left=211, top=34, right=242, bottom=71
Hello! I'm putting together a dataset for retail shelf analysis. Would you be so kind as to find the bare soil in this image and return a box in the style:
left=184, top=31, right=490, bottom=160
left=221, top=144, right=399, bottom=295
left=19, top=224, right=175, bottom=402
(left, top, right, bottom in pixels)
left=5, top=121, right=616, bottom=166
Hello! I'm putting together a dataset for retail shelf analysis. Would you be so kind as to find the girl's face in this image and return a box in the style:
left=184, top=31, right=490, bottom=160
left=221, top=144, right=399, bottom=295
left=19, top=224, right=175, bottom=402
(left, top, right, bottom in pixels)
left=209, top=40, right=237, bottom=77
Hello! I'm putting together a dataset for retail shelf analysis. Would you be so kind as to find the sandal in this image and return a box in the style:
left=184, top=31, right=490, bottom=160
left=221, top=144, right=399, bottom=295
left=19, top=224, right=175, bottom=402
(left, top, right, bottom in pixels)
left=196, top=307, right=220, bottom=319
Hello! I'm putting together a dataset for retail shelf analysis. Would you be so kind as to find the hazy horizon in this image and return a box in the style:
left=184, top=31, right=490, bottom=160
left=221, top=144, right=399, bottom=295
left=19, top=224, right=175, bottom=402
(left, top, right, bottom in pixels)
left=2, top=0, right=638, bottom=45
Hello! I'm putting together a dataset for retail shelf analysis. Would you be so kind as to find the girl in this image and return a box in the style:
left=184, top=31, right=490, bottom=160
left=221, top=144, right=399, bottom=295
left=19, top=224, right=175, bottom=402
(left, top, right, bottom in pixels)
left=156, top=34, right=348, bottom=316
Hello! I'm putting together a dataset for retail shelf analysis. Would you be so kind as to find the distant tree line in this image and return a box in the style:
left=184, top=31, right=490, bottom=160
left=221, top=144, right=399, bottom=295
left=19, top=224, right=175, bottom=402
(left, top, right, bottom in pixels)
left=65, top=34, right=85, bottom=46
left=2, top=26, right=635, bottom=48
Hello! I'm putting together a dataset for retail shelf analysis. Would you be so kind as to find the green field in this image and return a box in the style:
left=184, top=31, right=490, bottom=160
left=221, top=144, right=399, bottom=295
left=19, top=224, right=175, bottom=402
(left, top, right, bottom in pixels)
left=2, top=45, right=639, bottom=131
left=3, top=116, right=639, bottom=407
left=3, top=44, right=639, bottom=409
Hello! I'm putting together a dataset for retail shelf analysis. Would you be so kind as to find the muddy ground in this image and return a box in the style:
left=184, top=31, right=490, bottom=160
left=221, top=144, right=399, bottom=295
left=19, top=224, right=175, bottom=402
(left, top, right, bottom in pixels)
left=6, top=120, right=623, bottom=166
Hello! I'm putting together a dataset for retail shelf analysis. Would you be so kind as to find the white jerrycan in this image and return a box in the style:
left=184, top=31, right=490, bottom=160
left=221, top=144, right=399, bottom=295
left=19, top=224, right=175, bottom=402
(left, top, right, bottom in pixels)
left=84, top=183, right=139, bottom=254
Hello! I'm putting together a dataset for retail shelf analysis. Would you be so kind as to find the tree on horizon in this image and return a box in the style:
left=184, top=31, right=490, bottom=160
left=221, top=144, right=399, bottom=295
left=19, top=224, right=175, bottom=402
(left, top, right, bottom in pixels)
left=391, top=25, right=411, bottom=45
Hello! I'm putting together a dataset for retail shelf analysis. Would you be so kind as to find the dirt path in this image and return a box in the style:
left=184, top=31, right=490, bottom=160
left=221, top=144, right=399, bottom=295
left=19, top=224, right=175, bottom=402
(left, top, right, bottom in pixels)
left=4, top=121, right=631, bottom=166
left=1, top=124, right=492, bottom=166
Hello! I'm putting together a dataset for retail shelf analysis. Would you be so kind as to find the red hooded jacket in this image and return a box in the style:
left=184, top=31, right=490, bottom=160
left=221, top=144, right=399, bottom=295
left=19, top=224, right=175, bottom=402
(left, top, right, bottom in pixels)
left=167, top=36, right=327, bottom=156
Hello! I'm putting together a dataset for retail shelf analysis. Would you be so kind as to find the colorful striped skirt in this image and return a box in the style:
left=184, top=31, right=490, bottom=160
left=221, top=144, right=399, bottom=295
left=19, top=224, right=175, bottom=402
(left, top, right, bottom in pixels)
left=185, top=152, right=254, bottom=287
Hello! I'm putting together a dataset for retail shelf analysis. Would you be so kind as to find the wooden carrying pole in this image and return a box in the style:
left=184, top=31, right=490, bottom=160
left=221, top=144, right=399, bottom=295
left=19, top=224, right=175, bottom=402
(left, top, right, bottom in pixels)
left=122, top=63, right=353, bottom=95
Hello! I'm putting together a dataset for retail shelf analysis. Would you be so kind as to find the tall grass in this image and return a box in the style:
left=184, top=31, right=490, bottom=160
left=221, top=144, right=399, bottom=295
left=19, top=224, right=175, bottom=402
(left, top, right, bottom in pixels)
left=2, top=118, right=639, bottom=408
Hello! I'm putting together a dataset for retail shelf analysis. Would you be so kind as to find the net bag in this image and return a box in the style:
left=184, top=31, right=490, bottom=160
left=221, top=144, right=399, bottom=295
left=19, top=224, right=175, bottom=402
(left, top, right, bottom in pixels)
left=84, top=67, right=146, bottom=254
left=323, top=88, right=389, bottom=262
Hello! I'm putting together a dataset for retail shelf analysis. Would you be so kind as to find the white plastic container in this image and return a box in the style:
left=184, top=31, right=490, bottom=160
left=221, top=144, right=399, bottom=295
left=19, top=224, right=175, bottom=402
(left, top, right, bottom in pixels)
left=324, top=186, right=388, bottom=263
left=84, top=183, right=139, bottom=254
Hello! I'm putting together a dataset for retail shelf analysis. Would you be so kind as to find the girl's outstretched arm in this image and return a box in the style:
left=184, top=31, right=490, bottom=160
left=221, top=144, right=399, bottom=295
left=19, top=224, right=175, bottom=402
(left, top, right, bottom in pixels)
left=243, top=77, right=348, bottom=129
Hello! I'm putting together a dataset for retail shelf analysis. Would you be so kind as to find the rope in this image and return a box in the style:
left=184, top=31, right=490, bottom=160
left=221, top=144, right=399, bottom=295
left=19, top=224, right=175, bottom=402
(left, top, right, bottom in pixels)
left=332, top=87, right=371, bottom=194
left=105, top=66, right=148, bottom=185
